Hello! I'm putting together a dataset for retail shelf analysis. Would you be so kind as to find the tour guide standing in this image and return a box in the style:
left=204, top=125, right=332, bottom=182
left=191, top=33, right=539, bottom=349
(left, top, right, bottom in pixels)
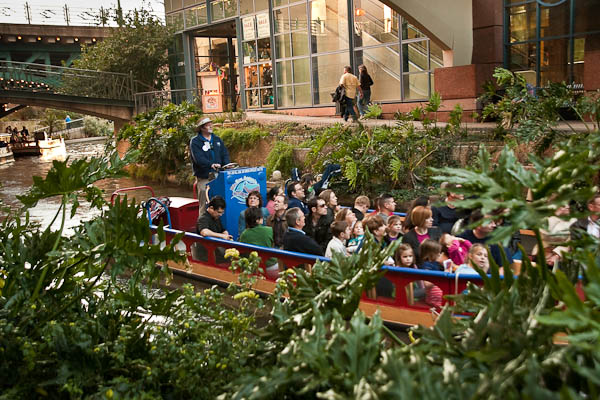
left=339, top=66, right=362, bottom=123
left=190, top=117, right=230, bottom=213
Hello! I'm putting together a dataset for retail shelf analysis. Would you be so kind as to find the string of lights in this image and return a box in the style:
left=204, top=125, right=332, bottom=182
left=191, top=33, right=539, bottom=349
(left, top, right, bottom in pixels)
left=0, top=2, right=164, bottom=26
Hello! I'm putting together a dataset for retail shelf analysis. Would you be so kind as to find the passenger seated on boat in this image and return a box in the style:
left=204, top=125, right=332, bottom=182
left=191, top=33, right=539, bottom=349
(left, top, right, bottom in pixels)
left=266, top=186, right=283, bottom=215
left=361, top=215, right=394, bottom=298
left=304, top=197, right=332, bottom=251
left=283, top=207, right=324, bottom=256
left=335, top=208, right=357, bottom=230
left=240, top=207, right=279, bottom=279
left=457, top=209, right=513, bottom=267
left=350, top=195, right=370, bottom=222
left=402, top=206, right=442, bottom=262
left=402, top=196, right=430, bottom=233
left=394, top=244, right=425, bottom=303
left=369, top=194, right=396, bottom=224
left=286, top=181, right=309, bottom=215
left=455, top=243, right=490, bottom=275
left=432, top=183, right=467, bottom=234
left=20, top=126, right=29, bottom=140
left=196, top=196, right=233, bottom=241
left=0, top=141, right=6, bottom=148
left=325, top=221, right=351, bottom=258
left=267, top=194, right=288, bottom=248
left=418, top=239, right=445, bottom=307
left=238, top=190, right=270, bottom=236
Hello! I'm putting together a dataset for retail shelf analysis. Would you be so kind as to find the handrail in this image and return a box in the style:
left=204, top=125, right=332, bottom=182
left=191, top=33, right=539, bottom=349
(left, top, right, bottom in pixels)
left=146, top=198, right=173, bottom=228
left=110, top=186, right=156, bottom=205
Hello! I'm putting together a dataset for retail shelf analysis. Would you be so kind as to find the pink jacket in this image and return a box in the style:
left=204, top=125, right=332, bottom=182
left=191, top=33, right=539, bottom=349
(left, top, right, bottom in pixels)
left=447, top=239, right=472, bottom=266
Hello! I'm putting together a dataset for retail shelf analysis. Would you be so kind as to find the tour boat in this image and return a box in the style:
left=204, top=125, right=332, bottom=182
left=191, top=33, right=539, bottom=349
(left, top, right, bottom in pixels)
left=112, top=186, right=487, bottom=328
left=11, top=132, right=66, bottom=160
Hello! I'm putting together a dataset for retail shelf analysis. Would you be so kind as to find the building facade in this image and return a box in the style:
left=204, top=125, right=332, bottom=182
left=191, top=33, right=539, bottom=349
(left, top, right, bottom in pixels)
left=164, top=0, right=600, bottom=116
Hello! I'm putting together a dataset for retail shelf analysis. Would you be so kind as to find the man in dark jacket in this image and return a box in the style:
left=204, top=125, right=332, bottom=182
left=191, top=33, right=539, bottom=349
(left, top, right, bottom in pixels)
left=190, top=117, right=230, bottom=213
left=303, top=197, right=331, bottom=251
left=283, top=207, right=324, bottom=256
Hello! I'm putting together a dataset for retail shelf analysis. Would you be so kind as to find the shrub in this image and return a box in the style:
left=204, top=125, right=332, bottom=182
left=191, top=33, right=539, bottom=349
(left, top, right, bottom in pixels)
left=83, top=116, right=113, bottom=137
left=363, top=103, right=382, bottom=119
left=216, top=124, right=269, bottom=153
left=266, top=141, right=295, bottom=178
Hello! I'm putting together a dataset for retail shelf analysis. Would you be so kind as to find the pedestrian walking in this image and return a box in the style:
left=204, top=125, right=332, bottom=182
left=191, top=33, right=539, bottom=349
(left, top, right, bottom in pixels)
left=338, top=66, right=361, bottom=123
left=357, top=64, right=373, bottom=118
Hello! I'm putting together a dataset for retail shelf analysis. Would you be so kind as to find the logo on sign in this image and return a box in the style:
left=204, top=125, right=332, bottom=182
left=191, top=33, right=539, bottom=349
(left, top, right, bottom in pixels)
left=230, top=176, right=260, bottom=203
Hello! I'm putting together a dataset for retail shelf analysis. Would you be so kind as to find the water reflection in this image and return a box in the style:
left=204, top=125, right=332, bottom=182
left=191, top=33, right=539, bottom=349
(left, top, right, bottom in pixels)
left=0, top=139, right=193, bottom=231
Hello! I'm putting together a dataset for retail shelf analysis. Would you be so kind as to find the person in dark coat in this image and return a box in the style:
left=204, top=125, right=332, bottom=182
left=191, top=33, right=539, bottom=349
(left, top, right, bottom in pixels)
left=457, top=209, right=513, bottom=267
left=283, top=207, right=324, bottom=256
left=570, top=193, right=600, bottom=241
left=189, top=117, right=230, bottom=213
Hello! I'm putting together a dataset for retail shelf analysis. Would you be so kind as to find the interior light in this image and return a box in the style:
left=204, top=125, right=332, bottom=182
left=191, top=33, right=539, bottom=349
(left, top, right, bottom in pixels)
left=17, top=36, right=22, bottom=40
left=74, top=37, right=79, bottom=42
left=355, top=8, right=365, bottom=16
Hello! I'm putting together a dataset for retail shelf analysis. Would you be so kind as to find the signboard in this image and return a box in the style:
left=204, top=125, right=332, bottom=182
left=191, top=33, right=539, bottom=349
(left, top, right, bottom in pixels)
left=242, top=16, right=256, bottom=41
left=256, top=12, right=270, bottom=38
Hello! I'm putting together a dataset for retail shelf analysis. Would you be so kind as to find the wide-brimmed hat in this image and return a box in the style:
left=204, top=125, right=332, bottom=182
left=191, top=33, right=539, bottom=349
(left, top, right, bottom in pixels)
left=197, top=117, right=212, bottom=128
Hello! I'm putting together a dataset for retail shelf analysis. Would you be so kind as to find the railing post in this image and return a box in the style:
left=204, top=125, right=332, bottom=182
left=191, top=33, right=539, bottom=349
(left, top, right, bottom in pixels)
left=24, top=2, right=32, bottom=24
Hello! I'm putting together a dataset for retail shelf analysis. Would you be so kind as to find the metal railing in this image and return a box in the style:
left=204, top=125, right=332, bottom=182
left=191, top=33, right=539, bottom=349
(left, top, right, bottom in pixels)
left=134, top=88, right=202, bottom=114
left=0, top=60, right=135, bottom=102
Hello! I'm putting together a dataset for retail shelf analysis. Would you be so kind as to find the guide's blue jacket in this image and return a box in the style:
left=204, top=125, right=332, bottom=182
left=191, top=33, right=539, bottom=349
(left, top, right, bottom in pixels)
left=189, top=133, right=230, bottom=179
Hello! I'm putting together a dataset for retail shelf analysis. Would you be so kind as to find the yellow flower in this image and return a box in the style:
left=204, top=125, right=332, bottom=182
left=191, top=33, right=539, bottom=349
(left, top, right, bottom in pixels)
left=233, top=290, right=259, bottom=300
left=250, top=251, right=258, bottom=258
left=195, top=292, right=201, bottom=298
left=224, top=248, right=240, bottom=259
left=30, top=304, right=36, bottom=310
left=105, top=389, right=114, bottom=399
left=184, top=322, right=190, bottom=329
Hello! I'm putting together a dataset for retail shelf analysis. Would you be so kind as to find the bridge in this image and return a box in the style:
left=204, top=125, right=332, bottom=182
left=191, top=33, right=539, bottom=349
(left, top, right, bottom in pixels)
left=0, top=60, right=136, bottom=131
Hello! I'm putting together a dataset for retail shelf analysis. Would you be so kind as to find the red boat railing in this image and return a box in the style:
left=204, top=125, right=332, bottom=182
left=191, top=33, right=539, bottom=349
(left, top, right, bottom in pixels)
left=154, top=225, right=484, bottom=311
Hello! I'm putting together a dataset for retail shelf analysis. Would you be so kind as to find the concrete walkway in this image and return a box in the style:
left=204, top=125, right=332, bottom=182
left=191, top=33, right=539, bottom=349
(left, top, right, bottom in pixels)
left=245, top=111, right=597, bottom=132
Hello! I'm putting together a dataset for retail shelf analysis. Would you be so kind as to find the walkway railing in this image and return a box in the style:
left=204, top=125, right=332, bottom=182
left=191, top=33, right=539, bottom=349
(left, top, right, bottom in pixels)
left=134, top=88, right=202, bottom=114
left=0, top=61, right=135, bottom=101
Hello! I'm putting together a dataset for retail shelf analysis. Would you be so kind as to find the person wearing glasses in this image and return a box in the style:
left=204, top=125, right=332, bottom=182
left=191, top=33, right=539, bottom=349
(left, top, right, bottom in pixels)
left=190, top=117, right=230, bottom=213
left=303, top=197, right=332, bottom=251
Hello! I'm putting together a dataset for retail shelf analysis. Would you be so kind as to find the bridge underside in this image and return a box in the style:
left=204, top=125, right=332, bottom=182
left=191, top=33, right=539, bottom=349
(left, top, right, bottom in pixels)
left=0, top=91, right=133, bottom=123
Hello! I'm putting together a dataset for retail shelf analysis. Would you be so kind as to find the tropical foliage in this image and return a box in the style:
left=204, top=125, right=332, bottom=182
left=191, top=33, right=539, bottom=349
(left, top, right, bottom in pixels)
left=305, top=93, right=464, bottom=191
left=2, top=112, right=600, bottom=398
left=72, top=8, right=173, bottom=90
left=118, top=102, right=201, bottom=181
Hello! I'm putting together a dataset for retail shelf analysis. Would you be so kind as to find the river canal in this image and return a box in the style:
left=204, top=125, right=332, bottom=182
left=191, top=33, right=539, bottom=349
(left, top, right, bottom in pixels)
left=0, top=139, right=193, bottom=231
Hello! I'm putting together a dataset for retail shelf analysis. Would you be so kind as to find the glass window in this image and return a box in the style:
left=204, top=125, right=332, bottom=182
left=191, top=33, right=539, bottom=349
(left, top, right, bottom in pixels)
left=573, top=37, right=585, bottom=84
left=260, top=63, right=274, bottom=86
left=508, top=42, right=537, bottom=85
left=311, top=0, right=349, bottom=53
left=277, top=85, right=294, bottom=107
left=312, top=52, right=349, bottom=105
left=258, top=38, right=272, bottom=61
left=293, top=58, right=310, bottom=83
left=277, top=60, right=293, bottom=84
left=540, top=37, right=570, bottom=85
left=246, top=65, right=259, bottom=87
left=353, top=0, right=398, bottom=46
left=240, top=0, right=253, bottom=15
left=289, top=4, right=308, bottom=30
left=291, top=32, right=309, bottom=56
left=167, top=12, right=184, bottom=31
left=255, top=0, right=269, bottom=12
left=540, top=3, right=570, bottom=38
left=262, top=88, right=274, bottom=105
left=354, top=45, right=400, bottom=101
left=402, top=41, right=429, bottom=73
left=508, top=4, right=536, bottom=43
left=294, top=84, right=311, bottom=105
left=165, top=0, right=173, bottom=13
left=401, top=20, right=424, bottom=41
left=403, top=73, right=429, bottom=100
left=184, top=0, right=196, bottom=6
left=273, top=8, right=289, bottom=33
left=575, top=0, right=600, bottom=33
left=275, top=34, right=292, bottom=58
left=429, top=40, right=443, bottom=70
left=171, top=0, right=183, bottom=10
left=247, top=89, right=261, bottom=107
left=273, top=0, right=288, bottom=7
left=243, top=41, right=258, bottom=63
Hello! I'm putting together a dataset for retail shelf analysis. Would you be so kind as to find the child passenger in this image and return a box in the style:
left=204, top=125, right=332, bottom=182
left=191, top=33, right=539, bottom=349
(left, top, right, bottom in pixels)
left=440, top=233, right=472, bottom=266
left=455, top=243, right=490, bottom=274
left=347, top=220, right=364, bottom=254
left=418, top=239, right=445, bottom=307
left=385, top=215, right=403, bottom=245
left=394, top=243, right=424, bottom=302
left=325, top=221, right=351, bottom=258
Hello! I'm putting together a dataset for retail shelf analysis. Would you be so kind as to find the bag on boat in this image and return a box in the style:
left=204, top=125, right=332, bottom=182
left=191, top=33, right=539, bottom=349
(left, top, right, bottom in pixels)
left=141, top=197, right=172, bottom=224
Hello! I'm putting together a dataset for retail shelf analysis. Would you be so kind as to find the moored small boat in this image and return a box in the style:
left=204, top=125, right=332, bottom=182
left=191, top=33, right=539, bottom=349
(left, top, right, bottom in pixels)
left=0, top=133, right=14, bottom=164
left=11, top=132, right=66, bottom=160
